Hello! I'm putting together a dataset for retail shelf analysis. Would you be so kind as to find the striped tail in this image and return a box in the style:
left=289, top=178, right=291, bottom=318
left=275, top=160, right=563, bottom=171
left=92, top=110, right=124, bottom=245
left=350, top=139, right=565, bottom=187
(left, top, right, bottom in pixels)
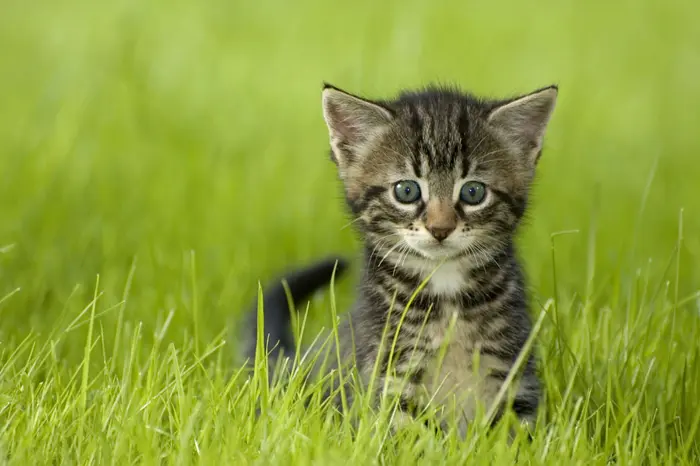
left=240, top=256, right=349, bottom=369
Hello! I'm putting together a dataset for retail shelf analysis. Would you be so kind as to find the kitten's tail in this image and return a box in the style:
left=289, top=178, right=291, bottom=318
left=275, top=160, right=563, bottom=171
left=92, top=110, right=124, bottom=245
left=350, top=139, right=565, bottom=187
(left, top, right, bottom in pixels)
left=240, top=256, right=349, bottom=368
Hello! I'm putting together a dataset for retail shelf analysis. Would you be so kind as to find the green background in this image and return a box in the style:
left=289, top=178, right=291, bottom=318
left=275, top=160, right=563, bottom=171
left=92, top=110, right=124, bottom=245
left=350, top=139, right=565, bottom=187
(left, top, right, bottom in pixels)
left=0, top=0, right=698, bottom=463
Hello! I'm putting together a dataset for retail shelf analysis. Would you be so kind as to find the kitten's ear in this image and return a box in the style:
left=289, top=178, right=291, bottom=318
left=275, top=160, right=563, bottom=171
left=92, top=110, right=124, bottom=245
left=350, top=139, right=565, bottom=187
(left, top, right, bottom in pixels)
left=487, top=85, right=558, bottom=165
left=322, top=84, right=393, bottom=168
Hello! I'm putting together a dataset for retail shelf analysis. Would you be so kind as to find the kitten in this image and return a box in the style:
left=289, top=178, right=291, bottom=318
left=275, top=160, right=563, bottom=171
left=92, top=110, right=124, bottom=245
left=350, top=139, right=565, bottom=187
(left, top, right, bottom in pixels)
left=242, top=82, right=558, bottom=436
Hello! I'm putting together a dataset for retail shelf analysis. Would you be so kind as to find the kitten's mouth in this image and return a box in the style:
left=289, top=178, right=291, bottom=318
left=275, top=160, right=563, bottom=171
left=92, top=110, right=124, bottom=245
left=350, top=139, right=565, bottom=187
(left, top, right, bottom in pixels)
left=409, top=242, right=462, bottom=260
left=402, top=233, right=479, bottom=261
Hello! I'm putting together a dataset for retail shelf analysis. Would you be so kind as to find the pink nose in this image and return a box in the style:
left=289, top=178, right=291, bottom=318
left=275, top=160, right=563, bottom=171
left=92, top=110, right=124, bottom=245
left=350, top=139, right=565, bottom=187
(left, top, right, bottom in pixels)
left=427, top=225, right=455, bottom=242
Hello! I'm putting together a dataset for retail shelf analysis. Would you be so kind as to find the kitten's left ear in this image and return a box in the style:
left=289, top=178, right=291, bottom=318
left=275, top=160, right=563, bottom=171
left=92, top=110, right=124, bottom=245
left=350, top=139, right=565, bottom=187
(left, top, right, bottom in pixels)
left=321, top=84, right=394, bottom=170
left=487, top=85, right=558, bottom=165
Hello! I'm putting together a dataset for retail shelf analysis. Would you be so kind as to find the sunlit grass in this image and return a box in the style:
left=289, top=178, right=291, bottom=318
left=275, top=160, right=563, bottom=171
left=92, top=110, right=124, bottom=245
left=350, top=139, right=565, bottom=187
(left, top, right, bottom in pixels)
left=0, top=0, right=699, bottom=463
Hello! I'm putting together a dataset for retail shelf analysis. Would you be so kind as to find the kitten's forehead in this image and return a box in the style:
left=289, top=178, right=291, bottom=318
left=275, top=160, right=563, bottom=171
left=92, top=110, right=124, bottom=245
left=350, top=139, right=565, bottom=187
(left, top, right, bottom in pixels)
left=377, top=90, right=496, bottom=178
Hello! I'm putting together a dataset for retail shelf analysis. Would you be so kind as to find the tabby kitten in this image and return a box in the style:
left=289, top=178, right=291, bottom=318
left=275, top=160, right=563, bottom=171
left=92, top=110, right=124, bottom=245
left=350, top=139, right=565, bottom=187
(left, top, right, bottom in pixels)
left=243, top=82, right=558, bottom=436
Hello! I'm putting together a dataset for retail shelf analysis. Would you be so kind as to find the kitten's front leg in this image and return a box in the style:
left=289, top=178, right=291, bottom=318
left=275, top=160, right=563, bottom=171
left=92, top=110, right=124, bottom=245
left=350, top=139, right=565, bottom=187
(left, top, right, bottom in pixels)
left=372, top=375, right=439, bottom=437
left=483, top=374, right=539, bottom=442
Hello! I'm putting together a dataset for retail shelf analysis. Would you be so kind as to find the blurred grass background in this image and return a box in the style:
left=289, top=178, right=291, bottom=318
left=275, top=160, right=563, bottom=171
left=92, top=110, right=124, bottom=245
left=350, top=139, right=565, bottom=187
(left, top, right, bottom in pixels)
left=0, top=0, right=699, bottom=461
left=1, top=0, right=697, bottom=350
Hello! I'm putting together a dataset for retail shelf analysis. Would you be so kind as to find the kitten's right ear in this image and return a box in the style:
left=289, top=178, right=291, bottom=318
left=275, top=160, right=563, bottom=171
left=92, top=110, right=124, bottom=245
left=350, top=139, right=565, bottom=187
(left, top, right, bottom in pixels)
left=487, top=85, right=558, bottom=166
left=321, top=84, right=393, bottom=168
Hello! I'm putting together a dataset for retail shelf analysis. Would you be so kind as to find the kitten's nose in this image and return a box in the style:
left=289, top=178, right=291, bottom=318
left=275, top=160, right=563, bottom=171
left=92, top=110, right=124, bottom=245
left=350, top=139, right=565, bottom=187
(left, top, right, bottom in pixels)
left=427, top=225, right=455, bottom=242
left=426, top=199, right=457, bottom=242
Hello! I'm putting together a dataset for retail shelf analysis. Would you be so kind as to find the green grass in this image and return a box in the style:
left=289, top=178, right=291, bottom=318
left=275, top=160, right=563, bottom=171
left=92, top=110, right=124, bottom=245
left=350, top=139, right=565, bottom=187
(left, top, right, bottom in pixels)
left=1, top=0, right=699, bottom=463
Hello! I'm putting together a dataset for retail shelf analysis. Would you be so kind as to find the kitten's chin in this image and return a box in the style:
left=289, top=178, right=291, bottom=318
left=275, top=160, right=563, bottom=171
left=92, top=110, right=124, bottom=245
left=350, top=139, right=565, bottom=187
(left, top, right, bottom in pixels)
left=404, top=235, right=476, bottom=261
left=407, top=242, right=462, bottom=261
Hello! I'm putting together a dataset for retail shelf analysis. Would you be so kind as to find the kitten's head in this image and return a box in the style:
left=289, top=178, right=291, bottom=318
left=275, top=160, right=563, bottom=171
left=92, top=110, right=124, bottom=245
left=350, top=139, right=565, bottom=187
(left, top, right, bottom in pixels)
left=321, top=83, right=558, bottom=263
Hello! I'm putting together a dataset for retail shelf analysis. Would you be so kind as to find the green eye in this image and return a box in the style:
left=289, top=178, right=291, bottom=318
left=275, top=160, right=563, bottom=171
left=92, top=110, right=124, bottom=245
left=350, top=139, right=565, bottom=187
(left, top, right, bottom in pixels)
left=459, top=181, right=487, bottom=205
left=393, top=180, right=422, bottom=203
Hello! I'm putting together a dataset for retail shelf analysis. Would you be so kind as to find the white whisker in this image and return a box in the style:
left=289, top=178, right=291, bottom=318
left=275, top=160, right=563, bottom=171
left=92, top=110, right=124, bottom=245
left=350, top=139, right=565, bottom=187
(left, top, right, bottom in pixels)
left=340, top=216, right=364, bottom=230
left=392, top=244, right=407, bottom=276
left=368, top=233, right=400, bottom=263
left=467, top=135, right=488, bottom=160
left=379, top=240, right=404, bottom=267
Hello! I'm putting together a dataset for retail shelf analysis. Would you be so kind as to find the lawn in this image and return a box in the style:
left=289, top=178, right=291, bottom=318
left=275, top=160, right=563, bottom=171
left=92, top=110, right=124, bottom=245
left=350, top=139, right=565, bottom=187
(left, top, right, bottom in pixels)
left=0, top=0, right=699, bottom=463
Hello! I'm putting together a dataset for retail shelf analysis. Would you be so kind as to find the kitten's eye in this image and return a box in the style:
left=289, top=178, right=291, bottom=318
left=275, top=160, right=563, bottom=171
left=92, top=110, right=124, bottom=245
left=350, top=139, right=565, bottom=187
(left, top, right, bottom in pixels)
left=393, top=180, right=421, bottom=204
left=459, top=181, right=487, bottom=205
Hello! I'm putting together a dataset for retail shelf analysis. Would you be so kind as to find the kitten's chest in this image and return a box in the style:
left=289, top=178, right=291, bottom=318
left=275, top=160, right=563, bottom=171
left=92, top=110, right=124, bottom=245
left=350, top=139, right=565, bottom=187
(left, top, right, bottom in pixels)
left=416, top=304, right=507, bottom=424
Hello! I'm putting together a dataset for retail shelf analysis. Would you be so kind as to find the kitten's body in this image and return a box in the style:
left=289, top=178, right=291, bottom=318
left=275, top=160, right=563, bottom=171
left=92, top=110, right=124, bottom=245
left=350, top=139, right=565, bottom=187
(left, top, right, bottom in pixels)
left=327, top=243, right=536, bottom=435
left=242, top=83, right=558, bottom=435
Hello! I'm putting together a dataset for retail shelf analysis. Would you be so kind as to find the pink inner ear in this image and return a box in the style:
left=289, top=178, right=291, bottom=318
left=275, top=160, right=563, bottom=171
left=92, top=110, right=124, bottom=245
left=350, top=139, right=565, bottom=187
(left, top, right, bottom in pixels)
left=325, top=102, right=360, bottom=143
left=487, top=88, right=557, bottom=159
left=323, top=89, right=393, bottom=153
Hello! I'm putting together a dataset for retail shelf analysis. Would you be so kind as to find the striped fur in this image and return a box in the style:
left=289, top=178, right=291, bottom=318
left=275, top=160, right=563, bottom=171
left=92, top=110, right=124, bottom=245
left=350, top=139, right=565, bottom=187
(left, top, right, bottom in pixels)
left=246, top=83, right=558, bottom=436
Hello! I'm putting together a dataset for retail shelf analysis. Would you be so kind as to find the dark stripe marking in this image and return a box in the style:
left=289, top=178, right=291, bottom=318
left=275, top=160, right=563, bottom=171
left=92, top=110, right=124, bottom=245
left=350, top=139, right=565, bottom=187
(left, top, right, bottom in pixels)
left=491, top=188, right=526, bottom=218
left=512, top=396, right=539, bottom=416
